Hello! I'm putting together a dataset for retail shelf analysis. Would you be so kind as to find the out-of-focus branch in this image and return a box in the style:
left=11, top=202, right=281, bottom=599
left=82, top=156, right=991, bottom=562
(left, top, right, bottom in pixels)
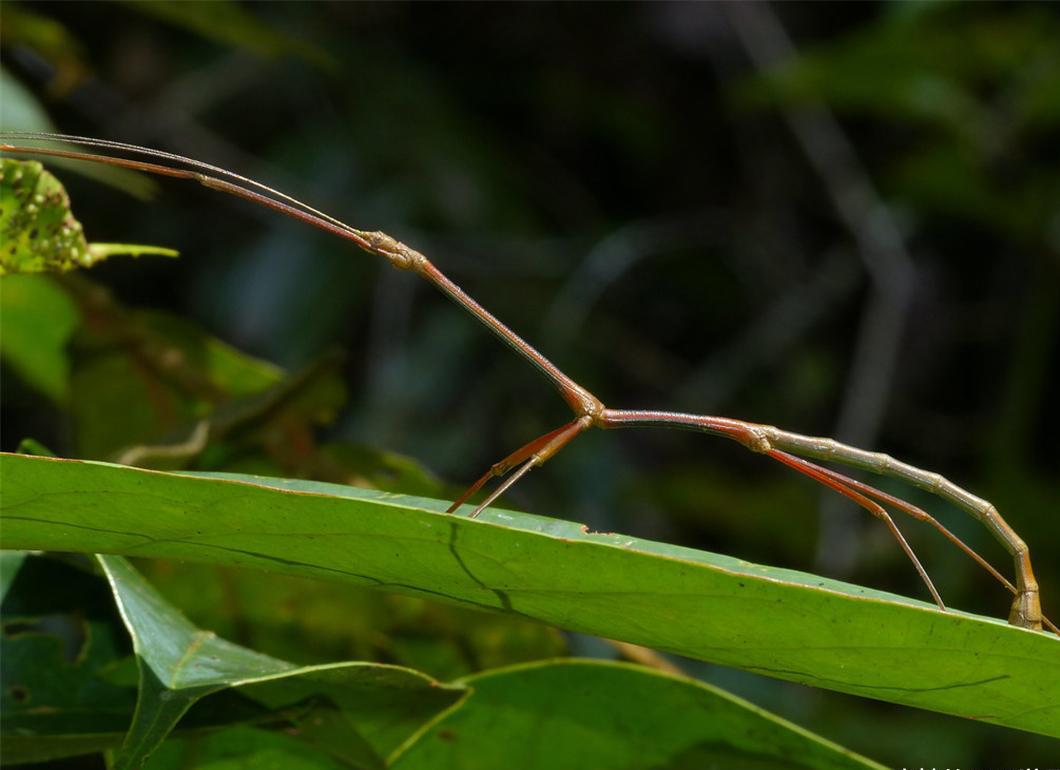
left=726, top=3, right=917, bottom=575
left=116, top=420, right=211, bottom=467
left=608, top=640, right=686, bottom=676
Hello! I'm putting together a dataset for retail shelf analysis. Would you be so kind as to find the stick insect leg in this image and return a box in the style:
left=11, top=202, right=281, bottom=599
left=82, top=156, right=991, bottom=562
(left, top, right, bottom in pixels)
left=598, top=409, right=1043, bottom=630
left=767, top=449, right=945, bottom=611
left=801, top=464, right=1014, bottom=591
left=597, top=409, right=940, bottom=607
left=806, top=463, right=1058, bottom=634
left=447, top=416, right=592, bottom=517
left=759, top=427, right=1042, bottom=630
left=469, top=457, right=538, bottom=519
left=446, top=420, right=576, bottom=513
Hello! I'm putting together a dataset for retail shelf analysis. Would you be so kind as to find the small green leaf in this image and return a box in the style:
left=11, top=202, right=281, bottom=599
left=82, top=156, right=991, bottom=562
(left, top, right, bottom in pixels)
left=0, top=159, right=175, bottom=274
left=0, top=68, right=54, bottom=135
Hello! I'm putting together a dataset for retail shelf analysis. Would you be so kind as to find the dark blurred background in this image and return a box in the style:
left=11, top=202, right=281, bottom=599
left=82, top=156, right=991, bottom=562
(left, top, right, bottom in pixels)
left=2, top=1, right=1058, bottom=765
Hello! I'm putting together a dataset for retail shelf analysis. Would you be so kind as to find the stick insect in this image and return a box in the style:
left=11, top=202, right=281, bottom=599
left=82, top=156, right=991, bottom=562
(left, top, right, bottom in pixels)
left=1, top=132, right=1050, bottom=633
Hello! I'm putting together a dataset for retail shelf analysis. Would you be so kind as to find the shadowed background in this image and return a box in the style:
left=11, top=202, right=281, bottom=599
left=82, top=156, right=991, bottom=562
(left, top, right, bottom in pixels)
left=2, top=1, right=1058, bottom=765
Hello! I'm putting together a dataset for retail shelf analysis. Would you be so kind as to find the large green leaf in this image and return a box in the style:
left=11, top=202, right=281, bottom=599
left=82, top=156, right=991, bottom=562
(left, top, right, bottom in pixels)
left=392, top=660, right=881, bottom=770
left=2, top=453, right=1058, bottom=738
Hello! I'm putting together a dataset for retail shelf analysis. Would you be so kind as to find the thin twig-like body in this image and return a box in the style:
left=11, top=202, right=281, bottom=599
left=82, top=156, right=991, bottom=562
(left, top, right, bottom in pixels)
left=0, top=132, right=1045, bottom=631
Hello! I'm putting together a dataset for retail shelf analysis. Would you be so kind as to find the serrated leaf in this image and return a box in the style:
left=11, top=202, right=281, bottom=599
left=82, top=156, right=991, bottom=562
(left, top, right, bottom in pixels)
left=2, top=453, right=1058, bottom=738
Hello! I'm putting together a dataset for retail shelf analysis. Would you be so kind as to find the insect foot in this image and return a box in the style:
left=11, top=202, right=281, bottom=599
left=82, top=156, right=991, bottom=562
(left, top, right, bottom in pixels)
left=1010, top=586, right=1042, bottom=631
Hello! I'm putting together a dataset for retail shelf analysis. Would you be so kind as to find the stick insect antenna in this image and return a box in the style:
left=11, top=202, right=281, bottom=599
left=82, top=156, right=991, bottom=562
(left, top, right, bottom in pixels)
left=0, top=133, right=600, bottom=417
left=0, top=131, right=360, bottom=237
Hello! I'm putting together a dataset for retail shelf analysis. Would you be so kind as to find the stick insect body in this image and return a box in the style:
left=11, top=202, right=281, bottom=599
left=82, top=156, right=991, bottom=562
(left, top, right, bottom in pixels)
left=1, top=132, right=1049, bottom=633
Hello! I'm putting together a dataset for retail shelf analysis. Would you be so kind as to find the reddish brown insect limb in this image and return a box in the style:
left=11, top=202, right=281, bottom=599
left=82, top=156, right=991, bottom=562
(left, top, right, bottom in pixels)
left=1, top=143, right=198, bottom=180
left=449, top=417, right=592, bottom=516
left=470, top=457, right=538, bottom=519
left=1, top=135, right=602, bottom=500
left=447, top=469, right=496, bottom=513
left=806, top=464, right=1059, bottom=635
left=758, top=425, right=1042, bottom=630
left=767, top=449, right=946, bottom=611
left=597, top=408, right=1044, bottom=629
left=446, top=421, right=578, bottom=512
left=418, top=260, right=604, bottom=417
left=809, top=462, right=1016, bottom=593
left=597, top=409, right=769, bottom=444
left=592, top=408, right=949, bottom=609
left=200, top=177, right=378, bottom=247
